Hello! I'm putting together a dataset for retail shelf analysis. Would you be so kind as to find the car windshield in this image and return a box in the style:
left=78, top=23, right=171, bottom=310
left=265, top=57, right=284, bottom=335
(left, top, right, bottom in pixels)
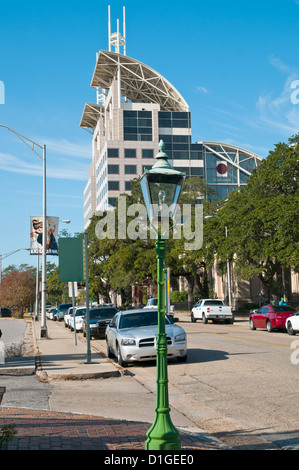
left=89, top=308, right=118, bottom=319
left=119, top=311, right=172, bottom=329
left=204, top=300, right=224, bottom=306
left=272, top=306, right=296, bottom=312
left=74, top=309, right=86, bottom=316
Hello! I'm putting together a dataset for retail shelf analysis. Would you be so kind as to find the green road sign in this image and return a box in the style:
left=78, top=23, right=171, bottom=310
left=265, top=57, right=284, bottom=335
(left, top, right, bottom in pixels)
left=58, top=237, right=85, bottom=282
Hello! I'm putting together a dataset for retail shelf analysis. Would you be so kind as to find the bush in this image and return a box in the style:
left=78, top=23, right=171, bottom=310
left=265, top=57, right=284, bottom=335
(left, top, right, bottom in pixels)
left=0, top=424, right=17, bottom=449
left=170, top=290, right=188, bottom=302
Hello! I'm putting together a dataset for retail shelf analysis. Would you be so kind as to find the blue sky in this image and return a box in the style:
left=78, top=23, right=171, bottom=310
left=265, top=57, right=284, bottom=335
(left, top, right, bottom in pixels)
left=0, top=0, right=299, bottom=270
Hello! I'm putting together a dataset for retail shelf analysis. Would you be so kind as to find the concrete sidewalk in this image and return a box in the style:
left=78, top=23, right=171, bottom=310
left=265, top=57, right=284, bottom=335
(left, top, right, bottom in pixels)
left=33, top=319, right=121, bottom=381
left=0, top=318, right=227, bottom=451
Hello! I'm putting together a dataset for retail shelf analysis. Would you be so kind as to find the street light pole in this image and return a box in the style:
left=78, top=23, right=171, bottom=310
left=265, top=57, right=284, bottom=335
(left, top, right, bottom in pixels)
left=145, top=233, right=180, bottom=450
left=204, top=215, right=232, bottom=306
left=140, top=141, right=185, bottom=450
left=40, top=144, right=47, bottom=337
left=225, top=225, right=232, bottom=306
left=0, top=125, right=47, bottom=337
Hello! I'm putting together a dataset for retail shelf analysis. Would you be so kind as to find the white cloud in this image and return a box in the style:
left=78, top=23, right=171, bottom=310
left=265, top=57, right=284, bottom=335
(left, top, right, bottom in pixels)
left=37, top=137, right=91, bottom=159
left=256, top=56, right=299, bottom=135
left=0, top=151, right=89, bottom=180
left=196, top=86, right=208, bottom=94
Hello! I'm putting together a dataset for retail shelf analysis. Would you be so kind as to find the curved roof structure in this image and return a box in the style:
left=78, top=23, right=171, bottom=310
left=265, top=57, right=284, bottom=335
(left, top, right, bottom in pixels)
left=80, top=103, right=104, bottom=130
left=198, top=140, right=262, bottom=175
left=91, top=50, right=189, bottom=112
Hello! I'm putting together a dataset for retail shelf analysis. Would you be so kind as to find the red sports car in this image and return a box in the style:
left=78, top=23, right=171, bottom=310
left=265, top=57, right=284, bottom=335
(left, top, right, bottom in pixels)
left=249, top=305, right=297, bottom=332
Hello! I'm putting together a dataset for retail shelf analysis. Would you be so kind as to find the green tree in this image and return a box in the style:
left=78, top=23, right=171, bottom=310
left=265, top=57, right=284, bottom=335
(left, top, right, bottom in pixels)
left=46, top=262, right=68, bottom=305
left=0, top=268, right=36, bottom=316
left=209, top=134, right=299, bottom=301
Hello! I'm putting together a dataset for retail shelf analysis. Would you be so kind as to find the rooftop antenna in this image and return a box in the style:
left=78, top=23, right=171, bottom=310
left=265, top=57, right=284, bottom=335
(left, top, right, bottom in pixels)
left=97, top=6, right=127, bottom=106
left=108, top=5, right=126, bottom=55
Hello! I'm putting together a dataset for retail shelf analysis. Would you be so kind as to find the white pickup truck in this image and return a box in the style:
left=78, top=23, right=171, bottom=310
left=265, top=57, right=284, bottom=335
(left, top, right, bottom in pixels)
left=191, top=299, right=234, bottom=324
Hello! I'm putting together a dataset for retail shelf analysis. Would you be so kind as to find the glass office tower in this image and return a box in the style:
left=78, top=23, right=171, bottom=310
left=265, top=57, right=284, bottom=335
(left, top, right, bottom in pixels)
left=81, top=12, right=262, bottom=229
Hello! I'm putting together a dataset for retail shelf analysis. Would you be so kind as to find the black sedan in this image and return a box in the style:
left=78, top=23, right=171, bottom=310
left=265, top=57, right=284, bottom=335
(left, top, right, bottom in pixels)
left=82, top=307, right=118, bottom=339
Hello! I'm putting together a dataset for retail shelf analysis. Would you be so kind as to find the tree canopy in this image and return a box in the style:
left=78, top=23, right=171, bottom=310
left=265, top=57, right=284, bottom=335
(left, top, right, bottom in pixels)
left=206, top=134, right=299, bottom=301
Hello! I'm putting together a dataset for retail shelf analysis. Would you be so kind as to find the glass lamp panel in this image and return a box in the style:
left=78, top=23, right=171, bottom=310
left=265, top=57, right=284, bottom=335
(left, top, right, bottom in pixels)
left=140, top=174, right=152, bottom=219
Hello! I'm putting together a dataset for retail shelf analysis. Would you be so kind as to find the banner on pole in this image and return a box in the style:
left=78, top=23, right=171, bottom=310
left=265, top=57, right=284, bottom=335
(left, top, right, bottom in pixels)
left=30, top=216, right=59, bottom=255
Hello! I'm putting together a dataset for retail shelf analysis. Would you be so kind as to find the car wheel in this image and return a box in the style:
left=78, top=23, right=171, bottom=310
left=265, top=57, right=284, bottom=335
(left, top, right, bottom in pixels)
left=117, top=344, right=127, bottom=367
left=191, top=312, right=196, bottom=323
left=287, top=321, right=296, bottom=335
left=266, top=320, right=273, bottom=332
left=83, top=328, right=86, bottom=337
left=202, top=313, right=208, bottom=324
left=250, top=318, right=256, bottom=330
left=177, top=354, right=187, bottom=362
left=106, top=340, right=114, bottom=358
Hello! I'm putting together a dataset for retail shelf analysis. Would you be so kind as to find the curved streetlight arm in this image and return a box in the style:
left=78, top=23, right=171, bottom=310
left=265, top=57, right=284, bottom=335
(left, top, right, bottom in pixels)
left=0, top=124, right=43, bottom=160
left=1, top=248, right=30, bottom=260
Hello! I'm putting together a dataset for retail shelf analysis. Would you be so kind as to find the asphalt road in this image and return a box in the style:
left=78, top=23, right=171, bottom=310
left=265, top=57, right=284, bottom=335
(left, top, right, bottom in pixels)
left=0, top=318, right=51, bottom=410
left=89, top=314, right=299, bottom=450
left=0, top=318, right=27, bottom=347
left=2, top=315, right=299, bottom=449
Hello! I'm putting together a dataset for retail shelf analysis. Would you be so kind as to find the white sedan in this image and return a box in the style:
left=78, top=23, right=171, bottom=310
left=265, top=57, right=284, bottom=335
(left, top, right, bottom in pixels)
left=286, top=311, right=299, bottom=335
left=69, top=307, right=87, bottom=332
left=64, top=307, right=74, bottom=328
left=106, top=309, right=187, bottom=367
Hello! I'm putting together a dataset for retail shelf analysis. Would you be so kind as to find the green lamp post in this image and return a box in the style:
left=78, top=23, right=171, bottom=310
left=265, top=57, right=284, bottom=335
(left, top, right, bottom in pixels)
left=140, top=140, right=185, bottom=450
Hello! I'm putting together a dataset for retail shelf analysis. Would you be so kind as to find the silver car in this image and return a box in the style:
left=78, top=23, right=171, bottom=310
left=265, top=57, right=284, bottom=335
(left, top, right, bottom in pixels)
left=105, top=309, right=187, bottom=367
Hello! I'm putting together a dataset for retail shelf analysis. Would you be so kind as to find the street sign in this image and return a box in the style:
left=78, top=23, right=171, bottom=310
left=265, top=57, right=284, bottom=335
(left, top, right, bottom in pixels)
left=58, top=238, right=85, bottom=282
left=68, top=282, right=78, bottom=298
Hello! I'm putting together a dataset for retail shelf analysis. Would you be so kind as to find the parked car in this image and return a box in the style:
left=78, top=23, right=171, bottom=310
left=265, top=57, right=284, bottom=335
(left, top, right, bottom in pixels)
left=105, top=309, right=187, bottom=367
left=69, top=307, right=87, bottom=332
left=55, top=303, right=73, bottom=321
left=49, top=308, right=58, bottom=320
left=94, top=307, right=120, bottom=338
left=143, top=298, right=175, bottom=317
left=249, top=305, right=296, bottom=332
left=191, top=299, right=233, bottom=324
left=64, top=307, right=74, bottom=327
left=46, top=306, right=57, bottom=320
left=82, top=307, right=118, bottom=339
left=0, top=307, right=11, bottom=317
left=285, top=310, right=299, bottom=335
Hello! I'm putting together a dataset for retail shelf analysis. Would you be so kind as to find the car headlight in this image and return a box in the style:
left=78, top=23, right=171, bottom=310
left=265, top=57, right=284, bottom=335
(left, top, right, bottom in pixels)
left=174, top=333, right=186, bottom=342
left=121, top=338, right=136, bottom=346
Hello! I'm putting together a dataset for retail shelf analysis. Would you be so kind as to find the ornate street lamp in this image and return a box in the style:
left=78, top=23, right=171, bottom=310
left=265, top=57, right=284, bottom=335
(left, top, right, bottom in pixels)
left=140, top=140, right=185, bottom=450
